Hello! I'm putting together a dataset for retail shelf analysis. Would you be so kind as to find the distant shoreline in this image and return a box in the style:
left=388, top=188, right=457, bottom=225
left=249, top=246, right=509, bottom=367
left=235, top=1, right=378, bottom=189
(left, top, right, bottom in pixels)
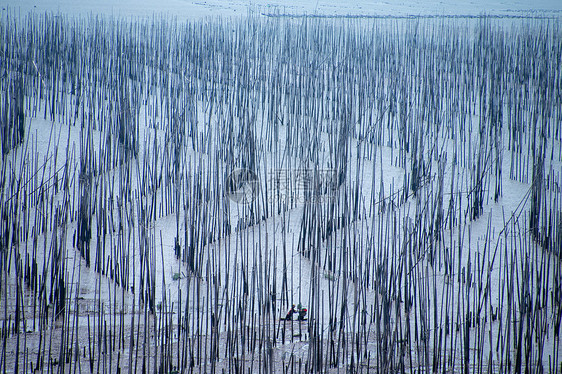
left=262, top=13, right=560, bottom=19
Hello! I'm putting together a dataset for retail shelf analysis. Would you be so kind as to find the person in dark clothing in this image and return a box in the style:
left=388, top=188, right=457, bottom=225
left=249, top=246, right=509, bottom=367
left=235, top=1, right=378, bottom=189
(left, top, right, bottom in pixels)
left=297, top=308, right=307, bottom=321
left=284, top=305, right=296, bottom=320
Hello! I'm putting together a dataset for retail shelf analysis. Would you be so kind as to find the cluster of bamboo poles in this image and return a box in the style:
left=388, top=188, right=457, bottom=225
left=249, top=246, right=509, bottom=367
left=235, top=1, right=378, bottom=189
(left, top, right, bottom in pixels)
left=0, top=11, right=561, bottom=373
